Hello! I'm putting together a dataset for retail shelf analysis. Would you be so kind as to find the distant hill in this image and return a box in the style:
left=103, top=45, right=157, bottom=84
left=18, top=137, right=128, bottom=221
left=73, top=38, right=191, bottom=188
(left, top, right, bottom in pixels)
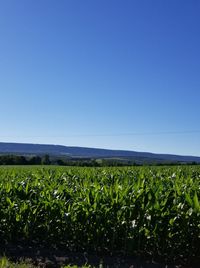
left=0, top=142, right=200, bottom=164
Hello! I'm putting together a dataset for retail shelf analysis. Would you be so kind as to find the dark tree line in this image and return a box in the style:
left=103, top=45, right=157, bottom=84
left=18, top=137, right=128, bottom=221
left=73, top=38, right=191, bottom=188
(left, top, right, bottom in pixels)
left=0, top=154, right=198, bottom=166
left=0, top=154, right=134, bottom=166
left=0, top=155, right=48, bottom=165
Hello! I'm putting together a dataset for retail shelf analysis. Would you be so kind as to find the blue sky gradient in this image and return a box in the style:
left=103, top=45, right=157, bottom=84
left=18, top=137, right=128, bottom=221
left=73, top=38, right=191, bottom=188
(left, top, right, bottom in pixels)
left=0, top=0, right=200, bottom=155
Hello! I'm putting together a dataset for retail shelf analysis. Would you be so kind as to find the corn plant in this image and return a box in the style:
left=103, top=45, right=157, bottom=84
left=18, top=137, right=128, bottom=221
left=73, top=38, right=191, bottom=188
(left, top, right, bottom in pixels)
left=0, top=165, right=199, bottom=265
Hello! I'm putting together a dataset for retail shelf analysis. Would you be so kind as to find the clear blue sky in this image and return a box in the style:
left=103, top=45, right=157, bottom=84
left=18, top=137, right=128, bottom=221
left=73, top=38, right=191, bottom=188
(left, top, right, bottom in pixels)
left=0, top=0, right=200, bottom=156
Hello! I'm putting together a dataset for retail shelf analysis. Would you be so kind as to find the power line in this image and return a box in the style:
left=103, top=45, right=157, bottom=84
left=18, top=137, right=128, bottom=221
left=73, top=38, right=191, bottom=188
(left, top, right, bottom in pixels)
left=1, top=130, right=200, bottom=138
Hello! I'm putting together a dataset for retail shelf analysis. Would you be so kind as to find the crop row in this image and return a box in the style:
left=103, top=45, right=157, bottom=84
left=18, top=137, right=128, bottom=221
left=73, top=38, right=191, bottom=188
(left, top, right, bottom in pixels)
left=0, top=166, right=199, bottom=265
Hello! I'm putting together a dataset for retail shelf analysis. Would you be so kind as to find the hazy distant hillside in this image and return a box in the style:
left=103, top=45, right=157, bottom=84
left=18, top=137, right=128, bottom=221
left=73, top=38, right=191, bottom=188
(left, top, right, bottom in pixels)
left=0, top=142, right=200, bottom=163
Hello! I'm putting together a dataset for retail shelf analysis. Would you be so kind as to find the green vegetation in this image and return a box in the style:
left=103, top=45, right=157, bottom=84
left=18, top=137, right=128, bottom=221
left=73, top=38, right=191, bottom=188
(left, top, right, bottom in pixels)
left=1, top=154, right=199, bottom=167
left=0, top=257, right=92, bottom=268
left=0, top=257, right=35, bottom=268
left=0, top=166, right=199, bottom=266
left=0, top=154, right=141, bottom=166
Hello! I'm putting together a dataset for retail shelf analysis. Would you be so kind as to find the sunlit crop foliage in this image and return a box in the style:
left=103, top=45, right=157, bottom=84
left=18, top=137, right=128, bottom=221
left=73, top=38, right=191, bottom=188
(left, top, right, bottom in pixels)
left=0, top=166, right=199, bottom=264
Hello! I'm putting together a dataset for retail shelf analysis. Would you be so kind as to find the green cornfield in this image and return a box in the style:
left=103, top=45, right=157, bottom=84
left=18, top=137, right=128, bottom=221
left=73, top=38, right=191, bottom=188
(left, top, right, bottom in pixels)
left=0, top=166, right=199, bottom=265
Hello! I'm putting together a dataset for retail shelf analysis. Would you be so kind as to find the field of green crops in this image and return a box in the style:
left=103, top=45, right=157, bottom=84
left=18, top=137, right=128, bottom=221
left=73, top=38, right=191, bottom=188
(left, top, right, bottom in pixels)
left=0, top=165, right=199, bottom=265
